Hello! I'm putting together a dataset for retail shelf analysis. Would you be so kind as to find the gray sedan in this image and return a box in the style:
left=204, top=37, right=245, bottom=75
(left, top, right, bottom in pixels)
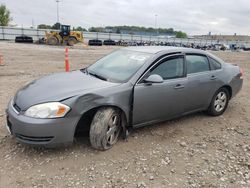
left=6, top=47, right=243, bottom=150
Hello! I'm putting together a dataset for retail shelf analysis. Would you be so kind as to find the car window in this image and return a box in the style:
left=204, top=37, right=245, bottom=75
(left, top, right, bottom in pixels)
left=150, top=57, right=184, bottom=80
left=186, top=55, right=210, bottom=74
left=209, top=57, right=221, bottom=70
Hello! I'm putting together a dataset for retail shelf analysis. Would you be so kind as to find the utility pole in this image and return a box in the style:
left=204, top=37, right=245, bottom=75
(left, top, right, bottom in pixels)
left=31, top=19, right=34, bottom=29
left=154, top=14, right=158, bottom=29
left=55, top=0, right=60, bottom=23
left=155, top=14, right=158, bottom=36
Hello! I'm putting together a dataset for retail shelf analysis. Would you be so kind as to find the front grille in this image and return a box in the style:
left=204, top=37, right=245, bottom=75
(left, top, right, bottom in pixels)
left=15, top=134, right=54, bottom=143
left=13, top=103, right=21, bottom=113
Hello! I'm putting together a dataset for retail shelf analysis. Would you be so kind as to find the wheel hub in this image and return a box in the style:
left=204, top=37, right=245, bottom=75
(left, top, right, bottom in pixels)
left=214, top=92, right=227, bottom=112
left=106, top=115, right=120, bottom=146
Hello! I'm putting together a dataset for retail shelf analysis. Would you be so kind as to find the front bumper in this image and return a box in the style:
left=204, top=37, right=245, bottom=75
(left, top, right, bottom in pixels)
left=6, top=102, right=79, bottom=147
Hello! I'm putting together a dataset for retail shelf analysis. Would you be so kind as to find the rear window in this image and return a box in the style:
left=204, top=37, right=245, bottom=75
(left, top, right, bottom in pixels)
left=186, top=55, right=210, bottom=74
left=209, top=57, right=222, bottom=70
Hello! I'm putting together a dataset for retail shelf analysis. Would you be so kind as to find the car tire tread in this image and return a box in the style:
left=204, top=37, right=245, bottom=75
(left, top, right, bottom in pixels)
left=90, top=107, right=120, bottom=150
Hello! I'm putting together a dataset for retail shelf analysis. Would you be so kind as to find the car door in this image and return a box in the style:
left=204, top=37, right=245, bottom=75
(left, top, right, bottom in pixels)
left=183, top=54, right=221, bottom=113
left=133, top=54, right=187, bottom=126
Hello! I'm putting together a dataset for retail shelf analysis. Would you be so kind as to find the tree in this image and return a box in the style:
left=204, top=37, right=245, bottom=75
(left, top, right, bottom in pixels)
left=74, top=26, right=87, bottom=31
left=175, top=31, right=187, bottom=38
left=116, top=28, right=121, bottom=34
left=51, top=22, right=61, bottom=30
left=88, top=27, right=104, bottom=32
left=37, top=24, right=51, bottom=29
left=0, top=4, right=11, bottom=26
left=87, top=26, right=186, bottom=36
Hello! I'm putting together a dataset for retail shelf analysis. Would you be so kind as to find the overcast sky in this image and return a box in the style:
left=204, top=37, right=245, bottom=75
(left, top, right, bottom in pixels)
left=2, top=0, right=250, bottom=35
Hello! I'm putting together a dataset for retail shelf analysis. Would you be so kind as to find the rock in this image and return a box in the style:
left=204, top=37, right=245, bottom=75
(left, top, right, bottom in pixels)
left=137, top=181, right=146, bottom=188
left=149, top=175, right=154, bottom=180
left=188, top=171, right=194, bottom=175
left=161, top=156, right=172, bottom=166
left=180, top=142, right=187, bottom=147
left=161, top=158, right=171, bottom=165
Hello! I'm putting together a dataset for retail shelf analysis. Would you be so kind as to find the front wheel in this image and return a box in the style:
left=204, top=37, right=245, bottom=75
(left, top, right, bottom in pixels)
left=47, top=36, right=59, bottom=45
left=90, top=107, right=121, bottom=150
left=67, top=37, right=77, bottom=46
left=207, top=88, right=229, bottom=116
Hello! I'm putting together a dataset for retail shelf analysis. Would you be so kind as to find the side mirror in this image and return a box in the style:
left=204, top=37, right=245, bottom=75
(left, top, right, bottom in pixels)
left=144, top=74, right=164, bottom=84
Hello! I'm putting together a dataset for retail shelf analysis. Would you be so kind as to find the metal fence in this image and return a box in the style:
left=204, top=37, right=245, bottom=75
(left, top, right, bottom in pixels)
left=0, top=26, right=249, bottom=46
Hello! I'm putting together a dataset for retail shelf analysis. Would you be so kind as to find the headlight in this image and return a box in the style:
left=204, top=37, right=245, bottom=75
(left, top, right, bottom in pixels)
left=25, top=102, right=70, bottom=119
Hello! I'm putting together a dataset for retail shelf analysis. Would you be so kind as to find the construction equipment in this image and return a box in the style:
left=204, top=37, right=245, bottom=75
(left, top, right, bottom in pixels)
left=45, top=25, right=83, bottom=46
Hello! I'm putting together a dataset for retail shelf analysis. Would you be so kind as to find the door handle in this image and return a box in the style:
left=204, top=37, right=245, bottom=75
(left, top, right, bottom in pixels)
left=174, top=84, right=184, bottom=89
left=210, top=75, right=217, bottom=80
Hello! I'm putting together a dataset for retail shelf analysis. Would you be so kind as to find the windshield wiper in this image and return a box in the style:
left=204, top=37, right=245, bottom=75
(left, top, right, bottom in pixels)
left=88, top=72, right=107, bottom=81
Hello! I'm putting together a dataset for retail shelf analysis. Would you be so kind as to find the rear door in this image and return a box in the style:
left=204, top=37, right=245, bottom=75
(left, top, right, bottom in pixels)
left=184, top=54, right=221, bottom=113
left=133, top=54, right=187, bottom=126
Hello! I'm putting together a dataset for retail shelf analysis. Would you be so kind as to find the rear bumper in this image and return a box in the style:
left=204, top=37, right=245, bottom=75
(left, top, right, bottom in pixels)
left=6, top=101, right=79, bottom=147
left=231, top=78, right=243, bottom=98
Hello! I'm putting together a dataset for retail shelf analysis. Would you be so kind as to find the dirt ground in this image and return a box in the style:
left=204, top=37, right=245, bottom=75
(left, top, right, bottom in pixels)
left=0, top=42, right=249, bottom=188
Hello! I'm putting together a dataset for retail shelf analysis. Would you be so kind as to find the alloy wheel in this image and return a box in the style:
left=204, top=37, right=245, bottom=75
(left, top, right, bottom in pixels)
left=214, top=91, right=227, bottom=112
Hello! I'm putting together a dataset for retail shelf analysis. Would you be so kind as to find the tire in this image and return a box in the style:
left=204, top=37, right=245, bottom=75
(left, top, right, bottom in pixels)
left=88, top=39, right=103, bottom=46
left=67, top=37, right=77, bottom=46
left=207, top=88, right=229, bottom=116
left=47, top=36, right=59, bottom=45
left=90, top=107, right=121, bottom=150
left=15, top=35, right=33, bottom=43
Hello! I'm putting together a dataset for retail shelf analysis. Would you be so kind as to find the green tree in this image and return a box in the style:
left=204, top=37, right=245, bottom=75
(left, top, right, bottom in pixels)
left=175, top=31, right=187, bottom=38
left=116, top=28, right=121, bottom=34
left=87, top=25, right=188, bottom=36
left=51, top=22, right=61, bottom=30
left=37, top=24, right=51, bottom=29
left=74, top=26, right=87, bottom=31
left=88, top=27, right=104, bottom=32
left=0, top=4, right=11, bottom=26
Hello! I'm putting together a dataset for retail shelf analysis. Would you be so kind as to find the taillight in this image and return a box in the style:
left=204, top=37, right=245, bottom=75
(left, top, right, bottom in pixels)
left=240, top=68, right=243, bottom=79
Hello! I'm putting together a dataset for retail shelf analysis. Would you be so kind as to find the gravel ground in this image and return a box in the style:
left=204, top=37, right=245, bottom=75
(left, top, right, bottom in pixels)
left=0, top=42, right=249, bottom=188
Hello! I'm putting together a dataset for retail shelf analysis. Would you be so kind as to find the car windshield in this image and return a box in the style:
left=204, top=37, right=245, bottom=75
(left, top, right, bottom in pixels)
left=87, top=49, right=152, bottom=83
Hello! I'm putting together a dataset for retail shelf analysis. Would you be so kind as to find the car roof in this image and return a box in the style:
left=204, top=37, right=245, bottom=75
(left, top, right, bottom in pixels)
left=125, top=46, right=207, bottom=55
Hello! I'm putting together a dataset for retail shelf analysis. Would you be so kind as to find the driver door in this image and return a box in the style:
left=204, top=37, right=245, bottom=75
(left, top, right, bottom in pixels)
left=133, top=55, right=187, bottom=126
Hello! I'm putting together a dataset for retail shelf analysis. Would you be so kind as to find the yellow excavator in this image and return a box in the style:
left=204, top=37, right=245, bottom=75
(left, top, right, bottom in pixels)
left=45, top=25, right=83, bottom=46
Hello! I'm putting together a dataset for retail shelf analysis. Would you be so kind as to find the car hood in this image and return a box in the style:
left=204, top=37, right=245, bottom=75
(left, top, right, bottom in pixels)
left=14, top=70, right=119, bottom=110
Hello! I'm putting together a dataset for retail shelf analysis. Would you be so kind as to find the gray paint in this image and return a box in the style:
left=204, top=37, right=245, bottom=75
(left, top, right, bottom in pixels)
left=6, top=47, right=243, bottom=146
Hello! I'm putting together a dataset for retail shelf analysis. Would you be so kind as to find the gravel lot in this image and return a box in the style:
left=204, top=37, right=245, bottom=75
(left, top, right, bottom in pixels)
left=0, top=42, right=249, bottom=188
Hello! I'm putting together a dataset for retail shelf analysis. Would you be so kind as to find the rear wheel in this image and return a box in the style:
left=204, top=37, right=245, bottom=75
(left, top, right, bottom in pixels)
left=90, top=107, right=121, bottom=150
left=67, top=37, right=77, bottom=46
left=47, top=36, right=59, bottom=45
left=207, top=88, right=229, bottom=116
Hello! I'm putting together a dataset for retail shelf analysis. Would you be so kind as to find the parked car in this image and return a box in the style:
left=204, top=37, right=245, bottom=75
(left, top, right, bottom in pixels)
left=6, top=47, right=243, bottom=150
left=242, top=44, right=250, bottom=51
left=15, top=35, right=33, bottom=43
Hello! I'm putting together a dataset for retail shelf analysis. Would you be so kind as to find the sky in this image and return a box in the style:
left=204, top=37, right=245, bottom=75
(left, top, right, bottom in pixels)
left=1, top=0, right=250, bottom=35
